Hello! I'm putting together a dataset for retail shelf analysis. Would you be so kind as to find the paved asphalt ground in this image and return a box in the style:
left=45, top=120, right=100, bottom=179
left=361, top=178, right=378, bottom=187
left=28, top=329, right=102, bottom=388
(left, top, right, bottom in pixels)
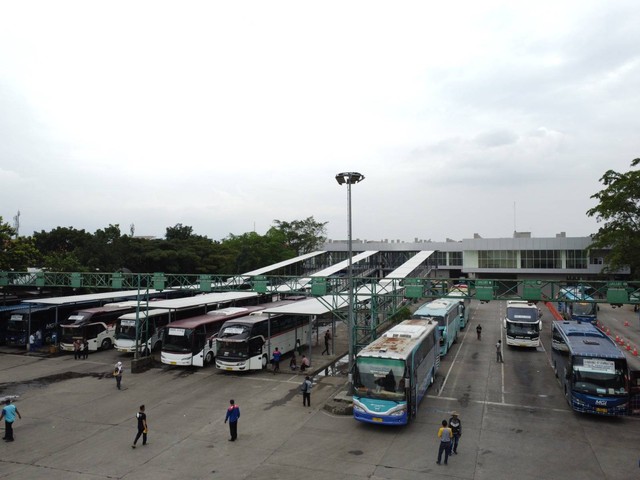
left=1, top=301, right=640, bottom=480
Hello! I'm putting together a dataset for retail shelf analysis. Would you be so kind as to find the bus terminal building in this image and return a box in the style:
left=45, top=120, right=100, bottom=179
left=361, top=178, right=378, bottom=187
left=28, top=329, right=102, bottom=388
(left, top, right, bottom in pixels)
left=322, top=231, right=626, bottom=283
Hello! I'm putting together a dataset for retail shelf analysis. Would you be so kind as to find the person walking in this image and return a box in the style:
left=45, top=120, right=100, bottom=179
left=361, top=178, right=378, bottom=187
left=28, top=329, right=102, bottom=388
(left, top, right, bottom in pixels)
left=83, top=340, right=89, bottom=359
left=35, top=329, right=43, bottom=348
left=131, top=405, right=148, bottom=448
left=301, top=375, right=313, bottom=407
left=322, top=329, right=331, bottom=355
left=73, top=339, right=81, bottom=359
left=436, top=420, right=452, bottom=465
left=114, top=361, right=123, bottom=389
left=78, top=340, right=85, bottom=360
left=224, top=399, right=240, bottom=441
left=29, top=333, right=35, bottom=352
left=1, top=399, right=22, bottom=442
left=271, top=348, right=281, bottom=373
left=476, top=324, right=482, bottom=340
left=496, top=340, right=503, bottom=363
left=449, top=411, right=462, bottom=454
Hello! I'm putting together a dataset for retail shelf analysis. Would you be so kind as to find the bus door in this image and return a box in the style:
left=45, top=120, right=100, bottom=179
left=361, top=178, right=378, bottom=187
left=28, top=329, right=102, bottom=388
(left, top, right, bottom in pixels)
left=407, top=355, right=417, bottom=419
left=629, top=370, right=640, bottom=415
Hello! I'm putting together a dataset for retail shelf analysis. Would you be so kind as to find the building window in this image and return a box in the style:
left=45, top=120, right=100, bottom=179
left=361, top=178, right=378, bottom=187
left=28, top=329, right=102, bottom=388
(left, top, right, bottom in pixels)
left=448, top=251, right=462, bottom=266
left=566, top=250, right=587, bottom=269
left=434, top=251, right=447, bottom=266
left=478, top=250, right=517, bottom=268
left=520, top=250, right=561, bottom=269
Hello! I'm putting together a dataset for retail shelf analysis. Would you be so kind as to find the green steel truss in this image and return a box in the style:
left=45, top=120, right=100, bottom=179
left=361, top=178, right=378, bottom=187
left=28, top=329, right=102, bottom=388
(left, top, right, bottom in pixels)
left=2, top=271, right=639, bottom=357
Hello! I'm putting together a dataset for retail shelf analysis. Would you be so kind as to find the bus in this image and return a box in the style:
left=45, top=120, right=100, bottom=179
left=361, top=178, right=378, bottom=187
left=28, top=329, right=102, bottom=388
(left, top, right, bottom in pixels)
left=352, top=319, right=440, bottom=425
left=62, top=304, right=137, bottom=326
left=445, top=284, right=470, bottom=329
left=216, top=306, right=310, bottom=372
left=2, top=303, right=95, bottom=347
left=412, top=298, right=461, bottom=356
left=551, top=321, right=629, bottom=416
left=503, top=301, right=542, bottom=347
left=161, top=306, right=266, bottom=367
left=115, top=309, right=171, bottom=354
left=59, top=305, right=135, bottom=351
left=557, top=287, right=597, bottom=324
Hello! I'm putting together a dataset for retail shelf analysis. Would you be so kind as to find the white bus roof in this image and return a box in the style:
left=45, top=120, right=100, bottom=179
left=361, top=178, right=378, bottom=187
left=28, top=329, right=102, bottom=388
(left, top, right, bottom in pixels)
left=118, top=309, right=171, bottom=320
left=145, top=291, right=259, bottom=310
left=24, top=290, right=162, bottom=306
left=358, top=319, right=438, bottom=360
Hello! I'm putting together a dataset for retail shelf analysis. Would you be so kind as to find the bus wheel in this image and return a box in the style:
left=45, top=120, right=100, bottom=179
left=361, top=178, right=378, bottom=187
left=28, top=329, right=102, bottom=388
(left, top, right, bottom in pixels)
left=430, top=372, right=435, bottom=385
left=205, top=351, right=213, bottom=366
left=261, top=355, right=268, bottom=369
left=101, top=338, right=112, bottom=350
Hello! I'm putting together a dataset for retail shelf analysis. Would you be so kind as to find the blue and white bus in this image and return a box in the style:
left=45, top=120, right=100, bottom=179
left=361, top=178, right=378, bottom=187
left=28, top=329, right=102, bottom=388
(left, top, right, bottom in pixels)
left=353, top=319, right=440, bottom=425
left=412, top=298, right=461, bottom=356
left=445, top=284, right=470, bottom=329
left=551, top=321, right=629, bottom=416
left=557, top=287, right=597, bottom=324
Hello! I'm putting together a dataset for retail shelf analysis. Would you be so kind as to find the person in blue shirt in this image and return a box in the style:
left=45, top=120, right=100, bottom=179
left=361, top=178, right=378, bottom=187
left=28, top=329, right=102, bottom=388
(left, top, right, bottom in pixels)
left=1, top=399, right=22, bottom=442
left=272, top=348, right=281, bottom=373
left=224, top=399, right=240, bottom=441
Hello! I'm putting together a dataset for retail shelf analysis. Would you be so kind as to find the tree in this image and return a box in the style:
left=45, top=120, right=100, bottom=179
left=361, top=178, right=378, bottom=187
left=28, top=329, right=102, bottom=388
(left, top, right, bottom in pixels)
left=587, top=158, right=640, bottom=278
left=270, top=216, right=328, bottom=255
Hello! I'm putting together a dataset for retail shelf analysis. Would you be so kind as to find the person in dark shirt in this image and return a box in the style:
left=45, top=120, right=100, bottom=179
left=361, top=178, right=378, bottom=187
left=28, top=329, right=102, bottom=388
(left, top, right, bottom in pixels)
left=132, top=405, right=147, bottom=448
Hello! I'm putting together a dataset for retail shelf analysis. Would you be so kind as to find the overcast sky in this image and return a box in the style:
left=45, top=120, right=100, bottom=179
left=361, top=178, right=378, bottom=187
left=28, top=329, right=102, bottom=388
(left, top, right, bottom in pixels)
left=1, top=1, right=638, bottom=243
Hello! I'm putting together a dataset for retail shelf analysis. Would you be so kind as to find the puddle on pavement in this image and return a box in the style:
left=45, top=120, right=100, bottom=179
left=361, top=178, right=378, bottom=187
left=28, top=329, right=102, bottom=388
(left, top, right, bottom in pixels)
left=0, top=371, right=109, bottom=397
left=317, top=355, right=350, bottom=377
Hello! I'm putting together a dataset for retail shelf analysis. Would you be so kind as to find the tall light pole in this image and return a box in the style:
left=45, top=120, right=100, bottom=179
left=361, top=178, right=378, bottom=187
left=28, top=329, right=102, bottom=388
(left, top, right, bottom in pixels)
left=335, top=172, right=365, bottom=392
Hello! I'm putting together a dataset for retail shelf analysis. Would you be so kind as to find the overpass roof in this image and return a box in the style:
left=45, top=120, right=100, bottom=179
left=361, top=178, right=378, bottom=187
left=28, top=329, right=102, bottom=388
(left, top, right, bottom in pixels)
left=241, top=251, right=325, bottom=276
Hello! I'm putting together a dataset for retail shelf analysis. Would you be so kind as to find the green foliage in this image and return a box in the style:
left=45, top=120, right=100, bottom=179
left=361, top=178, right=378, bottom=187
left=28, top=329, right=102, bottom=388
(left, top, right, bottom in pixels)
left=270, top=216, right=327, bottom=254
left=587, top=158, right=640, bottom=278
left=1, top=216, right=327, bottom=274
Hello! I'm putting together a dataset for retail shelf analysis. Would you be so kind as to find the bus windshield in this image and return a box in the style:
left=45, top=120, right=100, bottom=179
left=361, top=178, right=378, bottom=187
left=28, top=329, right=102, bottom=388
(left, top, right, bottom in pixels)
left=573, top=303, right=595, bottom=316
left=572, top=356, right=627, bottom=395
left=217, top=339, right=250, bottom=358
left=354, top=357, right=406, bottom=401
left=163, top=327, right=193, bottom=353
left=506, top=308, right=537, bottom=322
left=507, top=323, right=540, bottom=336
left=116, top=319, right=136, bottom=340
left=7, top=319, right=25, bottom=332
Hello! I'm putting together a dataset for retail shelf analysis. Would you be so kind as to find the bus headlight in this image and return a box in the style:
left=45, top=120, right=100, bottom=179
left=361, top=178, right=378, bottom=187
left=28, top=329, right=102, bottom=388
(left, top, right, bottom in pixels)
left=353, top=404, right=365, bottom=413
left=390, top=407, right=406, bottom=416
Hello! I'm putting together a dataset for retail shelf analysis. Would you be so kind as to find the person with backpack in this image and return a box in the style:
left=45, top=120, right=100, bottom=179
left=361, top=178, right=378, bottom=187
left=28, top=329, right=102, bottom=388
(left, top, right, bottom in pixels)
left=448, top=411, right=462, bottom=454
left=301, top=376, right=313, bottom=407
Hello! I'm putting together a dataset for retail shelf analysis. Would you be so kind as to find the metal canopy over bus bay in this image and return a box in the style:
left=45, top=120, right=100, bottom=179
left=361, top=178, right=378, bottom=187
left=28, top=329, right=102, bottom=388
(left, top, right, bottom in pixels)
left=23, top=290, right=163, bottom=306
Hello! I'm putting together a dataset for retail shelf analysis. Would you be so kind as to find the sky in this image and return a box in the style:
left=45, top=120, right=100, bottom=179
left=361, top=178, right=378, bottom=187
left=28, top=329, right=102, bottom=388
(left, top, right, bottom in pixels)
left=1, top=1, right=639, bottom=243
